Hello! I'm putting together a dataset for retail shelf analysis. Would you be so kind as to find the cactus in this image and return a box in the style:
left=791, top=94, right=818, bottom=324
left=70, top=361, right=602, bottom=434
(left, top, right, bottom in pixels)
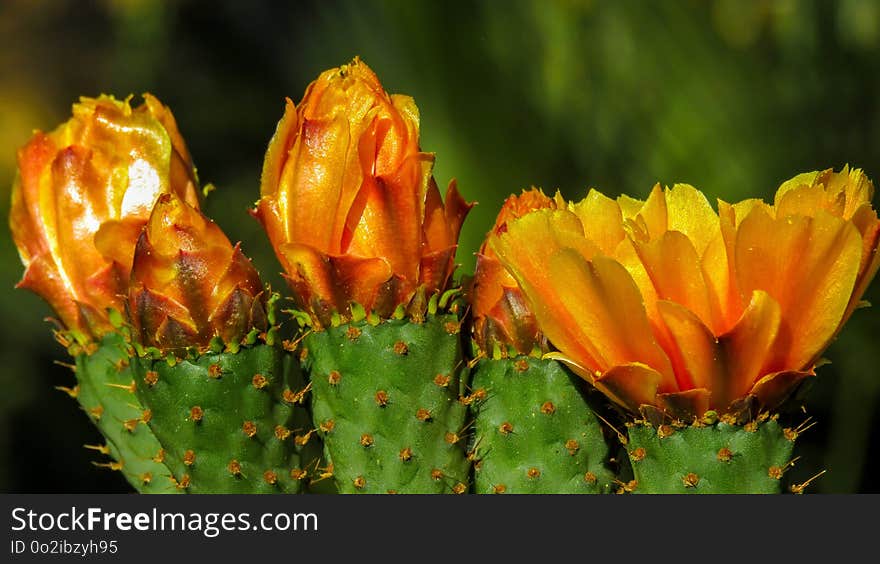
left=303, top=307, right=470, bottom=493
left=623, top=416, right=798, bottom=494
left=66, top=329, right=179, bottom=493
left=469, top=356, right=615, bottom=494
left=131, top=330, right=311, bottom=493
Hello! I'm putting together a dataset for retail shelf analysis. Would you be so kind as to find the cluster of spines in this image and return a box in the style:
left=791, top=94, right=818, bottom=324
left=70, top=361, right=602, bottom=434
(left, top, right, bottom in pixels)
left=301, top=290, right=472, bottom=494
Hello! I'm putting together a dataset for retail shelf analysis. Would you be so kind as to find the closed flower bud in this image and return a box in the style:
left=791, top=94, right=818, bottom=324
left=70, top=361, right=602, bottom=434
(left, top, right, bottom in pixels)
left=492, top=168, right=880, bottom=420
left=471, top=188, right=565, bottom=356
left=9, top=94, right=200, bottom=338
left=253, top=58, right=472, bottom=326
left=129, top=192, right=267, bottom=352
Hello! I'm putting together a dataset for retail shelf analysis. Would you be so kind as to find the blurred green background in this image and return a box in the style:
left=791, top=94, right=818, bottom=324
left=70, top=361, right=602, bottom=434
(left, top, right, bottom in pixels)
left=1, top=0, right=878, bottom=493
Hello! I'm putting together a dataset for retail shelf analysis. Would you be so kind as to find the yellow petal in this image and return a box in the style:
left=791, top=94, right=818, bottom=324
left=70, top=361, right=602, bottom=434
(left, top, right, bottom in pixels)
left=665, top=183, right=721, bottom=257
left=568, top=188, right=626, bottom=255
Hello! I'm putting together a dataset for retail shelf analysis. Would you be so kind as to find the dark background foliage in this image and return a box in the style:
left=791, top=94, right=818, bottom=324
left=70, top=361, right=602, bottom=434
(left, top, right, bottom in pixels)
left=1, top=0, right=878, bottom=492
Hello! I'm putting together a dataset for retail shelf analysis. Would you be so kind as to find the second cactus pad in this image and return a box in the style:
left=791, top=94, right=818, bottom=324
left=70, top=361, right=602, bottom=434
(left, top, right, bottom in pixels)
left=132, top=342, right=309, bottom=493
left=304, top=313, right=471, bottom=493
left=469, top=356, right=615, bottom=494
left=624, top=417, right=797, bottom=494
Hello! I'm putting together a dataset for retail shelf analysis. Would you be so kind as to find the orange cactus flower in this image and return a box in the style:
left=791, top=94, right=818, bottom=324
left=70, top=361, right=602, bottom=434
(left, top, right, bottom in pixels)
left=129, top=192, right=267, bottom=352
left=252, top=58, right=472, bottom=326
left=471, top=188, right=565, bottom=356
left=491, top=167, right=879, bottom=421
left=9, top=94, right=201, bottom=339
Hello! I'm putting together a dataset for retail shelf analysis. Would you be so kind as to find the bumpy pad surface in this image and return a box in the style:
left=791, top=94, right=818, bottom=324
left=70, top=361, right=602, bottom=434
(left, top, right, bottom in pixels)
left=305, top=315, right=470, bottom=493
left=133, top=344, right=306, bottom=493
left=625, top=419, right=796, bottom=493
left=470, top=357, right=614, bottom=494
left=75, top=333, right=179, bottom=493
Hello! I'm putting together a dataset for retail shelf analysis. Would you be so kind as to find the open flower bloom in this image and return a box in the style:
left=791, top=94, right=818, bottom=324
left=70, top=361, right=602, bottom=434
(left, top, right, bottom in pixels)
left=491, top=167, right=880, bottom=421
left=471, top=188, right=565, bottom=356
left=253, top=58, right=472, bottom=326
left=129, top=192, right=267, bottom=352
left=9, top=94, right=201, bottom=339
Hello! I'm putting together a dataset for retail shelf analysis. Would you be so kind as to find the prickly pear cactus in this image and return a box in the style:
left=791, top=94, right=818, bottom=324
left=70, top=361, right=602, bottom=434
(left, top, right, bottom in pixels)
left=469, top=356, right=614, bottom=494
left=623, top=415, right=798, bottom=494
left=67, top=330, right=179, bottom=493
left=304, top=310, right=471, bottom=494
left=130, top=325, right=314, bottom=494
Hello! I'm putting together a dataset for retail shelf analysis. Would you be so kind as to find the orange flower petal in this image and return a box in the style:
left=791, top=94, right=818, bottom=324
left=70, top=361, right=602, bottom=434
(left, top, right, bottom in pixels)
left=547, top=251, right=674, bottom=382
left=718, top=290, right=782, bottom=406
left=735, top=206, right=862, bottom=371
left=632, top=230, right=715, bottom=329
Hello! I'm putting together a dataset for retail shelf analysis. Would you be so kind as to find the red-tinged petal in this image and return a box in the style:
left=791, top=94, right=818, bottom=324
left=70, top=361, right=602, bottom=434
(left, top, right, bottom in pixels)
left=656, top=300, right=723, bottom=397
left=594, top=363, right=665, bottom=414
left=17, top=253, right=81, bottom=331
left=278, top=242, right=392, bottom=323
left=209, top=286, right=267, bottom=344
left=131, top=286, right=199, bottom=347
left=656, top=389, right=712, bottom=422
left=419, top=246, right=457, bottom=295
left=748, top=370, right=815, bottom=412
left=719, top=290, right=782, bottom=405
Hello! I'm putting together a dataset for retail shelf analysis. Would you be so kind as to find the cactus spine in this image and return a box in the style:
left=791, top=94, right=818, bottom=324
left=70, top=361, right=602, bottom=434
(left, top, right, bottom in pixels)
left=469, top=356, right=615, bottom=493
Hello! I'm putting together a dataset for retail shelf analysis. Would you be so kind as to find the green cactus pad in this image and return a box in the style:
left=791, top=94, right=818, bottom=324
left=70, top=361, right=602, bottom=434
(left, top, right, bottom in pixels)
left=469, top=356, right=615, bottom=494
left=132, top=343, right=310, bottom=493
left=73, top=332, right=179, bottom=493
left=304, top=314, right=471, bottom=494
left=624, top=418, right=797, bottom=494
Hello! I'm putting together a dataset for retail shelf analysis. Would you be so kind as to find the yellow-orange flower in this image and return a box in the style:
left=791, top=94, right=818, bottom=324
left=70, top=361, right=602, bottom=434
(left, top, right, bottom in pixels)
left=129, top=192, right=267, bottom=351
left=252, top=58, right=472, bottom=326
left=491, top=167, right=879, bottom=420
left=9, top=94, right=201, bottom=338
left=471, top=188, right=565, bottom=356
